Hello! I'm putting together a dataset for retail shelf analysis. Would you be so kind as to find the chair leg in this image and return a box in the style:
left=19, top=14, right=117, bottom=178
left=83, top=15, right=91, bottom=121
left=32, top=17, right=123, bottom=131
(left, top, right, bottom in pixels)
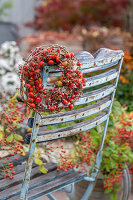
left=81, top=181, right=96, bottom=200
left=20, top=113, right=41, bottom=200
left=47, top=194, right=57, bottom=200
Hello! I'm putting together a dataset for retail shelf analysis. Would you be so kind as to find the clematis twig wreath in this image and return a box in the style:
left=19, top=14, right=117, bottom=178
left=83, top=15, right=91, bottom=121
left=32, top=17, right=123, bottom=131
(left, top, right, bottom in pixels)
left=19, top=45, right=86, bottom=114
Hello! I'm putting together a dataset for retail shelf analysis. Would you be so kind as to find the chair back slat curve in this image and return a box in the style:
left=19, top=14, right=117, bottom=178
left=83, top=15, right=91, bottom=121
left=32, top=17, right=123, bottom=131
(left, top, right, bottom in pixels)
left=26, top=48, right=124, bottom=142
left=36, top=111, right=108, bottom=142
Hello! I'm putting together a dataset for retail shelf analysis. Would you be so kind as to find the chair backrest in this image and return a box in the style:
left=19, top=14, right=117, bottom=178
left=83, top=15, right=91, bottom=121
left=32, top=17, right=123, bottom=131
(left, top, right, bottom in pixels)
left=27, top=48, right=124, bottom=144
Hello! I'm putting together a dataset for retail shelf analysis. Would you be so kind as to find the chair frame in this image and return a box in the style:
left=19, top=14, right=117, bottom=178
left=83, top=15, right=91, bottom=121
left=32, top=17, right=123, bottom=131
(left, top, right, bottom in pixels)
left=20, top=48, right=124, bottom=200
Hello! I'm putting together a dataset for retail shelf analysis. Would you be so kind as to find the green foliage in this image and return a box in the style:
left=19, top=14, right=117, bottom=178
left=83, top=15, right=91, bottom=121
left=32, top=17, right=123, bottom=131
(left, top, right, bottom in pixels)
left=0, top=0, right=13, bottom=20
left=32, top=0, right=128, bottom=31
left=110, top=192, right=117, bottom=200
left=115, top=52, right=133, bottom=111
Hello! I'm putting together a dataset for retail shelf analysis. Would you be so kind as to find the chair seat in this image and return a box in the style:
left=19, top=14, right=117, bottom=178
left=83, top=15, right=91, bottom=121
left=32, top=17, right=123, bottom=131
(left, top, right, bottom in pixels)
left=0, top=157, right=87, bottom=200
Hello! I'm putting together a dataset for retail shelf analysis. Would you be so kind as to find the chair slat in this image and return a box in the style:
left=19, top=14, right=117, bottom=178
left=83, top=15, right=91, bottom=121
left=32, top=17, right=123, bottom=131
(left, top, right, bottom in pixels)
left=36, top=111, right=108, bottom=142
left=48, top=60, right=119, bottom=77
left=82, top=60, right=118, bottom=74
left=48, top=49, right=123, bottom=78
left=47, top=68, right=118, bottom=90
left=39, top=96, right=111, bottom=126
left=84, top=68, right=118, bottom=89
left=75, top=83, right=115, bottom=106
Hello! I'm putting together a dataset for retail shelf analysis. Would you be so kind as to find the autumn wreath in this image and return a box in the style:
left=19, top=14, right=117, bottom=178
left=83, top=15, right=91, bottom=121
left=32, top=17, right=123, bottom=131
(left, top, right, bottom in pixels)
left=19, top=45, right=86, bottom=113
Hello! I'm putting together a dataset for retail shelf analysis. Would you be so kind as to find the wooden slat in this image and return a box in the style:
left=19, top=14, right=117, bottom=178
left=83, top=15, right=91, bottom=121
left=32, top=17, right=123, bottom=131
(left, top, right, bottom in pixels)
left=36, top=111, right=108, bottom=143
left=0, top=162, right=86, bottom=200
left=28, top=171, right=86, bottom=200
left=8, top=170, right=86, bottom=200
left=40, top=96, right=111, bottom=126
left=0, top=155, right=28, bottom=170
left=0, top=162, right=57, bottom=192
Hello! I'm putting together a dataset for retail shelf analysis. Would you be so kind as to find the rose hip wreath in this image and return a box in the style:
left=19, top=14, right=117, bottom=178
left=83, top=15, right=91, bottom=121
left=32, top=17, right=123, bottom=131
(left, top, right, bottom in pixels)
left=20, top=45, right=86, bottom=113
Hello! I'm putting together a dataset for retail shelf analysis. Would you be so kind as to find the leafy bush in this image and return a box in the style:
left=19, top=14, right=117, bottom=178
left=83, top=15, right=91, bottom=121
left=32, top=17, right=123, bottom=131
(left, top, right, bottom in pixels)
left=115, top=51, right=133, bottom=111
left=31, top=0, right=129, bottom=31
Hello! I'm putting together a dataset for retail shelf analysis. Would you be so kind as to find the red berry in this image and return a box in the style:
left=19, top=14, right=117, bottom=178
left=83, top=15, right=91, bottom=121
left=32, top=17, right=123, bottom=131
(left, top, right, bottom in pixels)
left=69, top=104, right=74, bottom=109
left=47, top=48, right=51, bottom=53
left=82, top=78, right=87, bottom=82
left=34, top=56, right=39, bottom=60
left=35, top=96, right=42, bottom=103
left=25, top=84, right=31, bottom=89
left=30, top=103, right=35, bottom=108
left=40, top=61, right=45, bottom=67
left=29, top=92, right=34, bottom=98
left=27, top=98, right=34, bottom=103
left=70, top=52, right=74, bottom=57
left=48, top=60, right=54, bottom=66
left=50, top=105, right=55, bottom=111
left=56, top=57, right=60, bottom=63
left=77, top=62, right=81, bottom=66
left=34, top=69, right=41, bottom=74
left=23, top=65, right=29, bottom=70
left=66, top=53, right=70, bottom=58
left=128, top=122, right=132, bottom=126
left=38, top=84, right=43, bottom=89
left=23, top=71, right=28, bottom=76
left=69, top=83, right=75, bottom=88
left=63, top=100, right=68, bottom=105
left=9, top=174, right=13, bottom=179
left=52, top=54, right=57, bottom=60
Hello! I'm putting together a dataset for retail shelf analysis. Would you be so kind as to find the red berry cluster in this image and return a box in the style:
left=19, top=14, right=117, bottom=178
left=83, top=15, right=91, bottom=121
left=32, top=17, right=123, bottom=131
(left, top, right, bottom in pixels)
left=0, top=137, right=24, bottom=179
left=103, top=168, right=123, bottom=192
left=20, top=45, right=86, bottom=113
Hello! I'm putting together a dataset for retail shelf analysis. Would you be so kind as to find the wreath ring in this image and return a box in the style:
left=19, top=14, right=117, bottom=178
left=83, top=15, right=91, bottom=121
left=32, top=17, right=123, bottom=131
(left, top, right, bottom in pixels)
left=20, top=44, right=86, bottom=114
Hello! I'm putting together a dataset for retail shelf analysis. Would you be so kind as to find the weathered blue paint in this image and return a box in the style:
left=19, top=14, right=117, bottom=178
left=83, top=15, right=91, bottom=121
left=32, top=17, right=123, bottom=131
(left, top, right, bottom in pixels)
left=84, top=69, right=118, bottom=89
left=47, top=68, right=118, bottom=90
left=61, top=184, right=74, bottom=193
left=20, top=112, right=41, bottom=199
left=80, top=56, right=124, bottom=200
left=20, top=48, right=124, bottom=200
left=39, top=99, right=111, bottom=126
left=20, top=65, right=49, bottom=199
left=75, top=84, right=115, bottom=106
left=47, top=194, right=56, bottom=200
left=37, top=113, right=108, bottom=142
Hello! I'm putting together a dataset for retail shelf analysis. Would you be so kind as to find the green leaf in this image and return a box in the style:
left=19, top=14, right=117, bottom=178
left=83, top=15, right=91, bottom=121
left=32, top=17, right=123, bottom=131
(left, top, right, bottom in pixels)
left=114, top=186, right=120, bottom=191
left=110, top=192, right=117, bottom=200
left=39, top=165, right=48, bottom=174
left=35, top=158, right=43, bottom=166
left=104, top=188, right=112, bottom=194
left=6, top=134, right=13, bottom=142
left=89, top=168, right=92, bottom=175
left=14, top=134, right=23, bottom=141
left=112, top=101, right=121, bottom=116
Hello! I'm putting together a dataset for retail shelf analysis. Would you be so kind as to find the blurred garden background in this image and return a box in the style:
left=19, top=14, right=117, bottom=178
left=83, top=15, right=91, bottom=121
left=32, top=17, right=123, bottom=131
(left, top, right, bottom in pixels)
left=0, top=0, right=133, bottom=110
left=0, top=0, right=133, bottom=199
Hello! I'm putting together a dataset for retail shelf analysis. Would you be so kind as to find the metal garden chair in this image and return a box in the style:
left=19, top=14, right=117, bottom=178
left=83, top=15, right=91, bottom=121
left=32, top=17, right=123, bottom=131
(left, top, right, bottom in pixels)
left=0, top=48, right=131, bottom=200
